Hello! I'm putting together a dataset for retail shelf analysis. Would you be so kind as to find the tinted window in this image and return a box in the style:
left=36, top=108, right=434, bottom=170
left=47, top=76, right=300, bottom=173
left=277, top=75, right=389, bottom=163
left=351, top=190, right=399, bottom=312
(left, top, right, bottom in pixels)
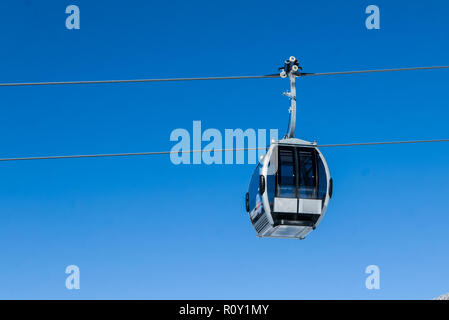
left=277, top=148, right=296, bottom=198
left=266, top=161, right=276, bottom=210
left=298, top=149, right=316, bottom=199
left=317, top=155, right=327, bottom=201
left=274, top=146, right=326, bottom=202
left=248, top=162, right=262, bottom=211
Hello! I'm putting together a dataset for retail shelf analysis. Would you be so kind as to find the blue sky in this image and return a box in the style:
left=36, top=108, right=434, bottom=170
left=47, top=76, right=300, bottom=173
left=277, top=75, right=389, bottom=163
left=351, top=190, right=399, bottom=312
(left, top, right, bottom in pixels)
left=0, top=0, right=448, bottom=299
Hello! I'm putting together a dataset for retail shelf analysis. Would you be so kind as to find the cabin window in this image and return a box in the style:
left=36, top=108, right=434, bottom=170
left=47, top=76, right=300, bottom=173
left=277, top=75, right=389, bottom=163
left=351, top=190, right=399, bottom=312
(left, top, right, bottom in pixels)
left=277, top=147, right=296, bottom=198
left=266, top=161, right=276, bottom=210
left=317, top=155, right=328, bottom=202
left=297, top=148, right=317, bottom=199
left=248, top=162, right=262, bottom=211
left=275, top=146, right=327, bottom=202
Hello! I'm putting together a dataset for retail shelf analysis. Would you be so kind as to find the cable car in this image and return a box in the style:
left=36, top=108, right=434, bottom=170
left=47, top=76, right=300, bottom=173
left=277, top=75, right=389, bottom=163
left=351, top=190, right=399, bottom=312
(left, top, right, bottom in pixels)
left=245, top=138, right=333, bottom=239
left=245, top=57, right=333, bottom=239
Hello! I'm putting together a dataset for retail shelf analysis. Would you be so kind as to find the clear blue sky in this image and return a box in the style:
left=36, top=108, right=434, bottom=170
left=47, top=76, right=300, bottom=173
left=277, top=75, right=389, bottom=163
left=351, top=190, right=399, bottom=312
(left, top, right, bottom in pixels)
left=0, top=0, right=448, bottom=299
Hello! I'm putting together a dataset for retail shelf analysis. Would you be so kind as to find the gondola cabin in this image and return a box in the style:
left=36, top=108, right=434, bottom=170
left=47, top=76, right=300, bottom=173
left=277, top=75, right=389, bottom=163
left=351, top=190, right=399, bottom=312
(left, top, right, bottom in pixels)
left=246, top=138, right=333, bottom=239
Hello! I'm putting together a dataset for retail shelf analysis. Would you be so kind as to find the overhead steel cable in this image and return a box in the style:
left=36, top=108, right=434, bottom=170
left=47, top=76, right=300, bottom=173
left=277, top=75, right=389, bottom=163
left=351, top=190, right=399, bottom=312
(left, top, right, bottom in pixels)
left=0, top=75, right=280, bottom=87
left=317, top=139, right=449, bottom=148
left=0, top=148, right=263, bottom=162
left=0, top=66, right=448, bottom=87
left=299, top=66, right=449, bottom=77
left=1, top=139, right=448, bottom=162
